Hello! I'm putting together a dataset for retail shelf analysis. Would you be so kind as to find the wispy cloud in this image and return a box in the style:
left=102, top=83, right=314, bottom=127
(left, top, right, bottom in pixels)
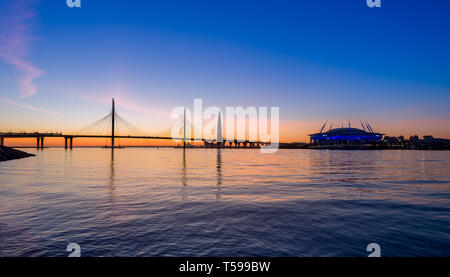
left=0, top=0, right=44, bottom=98
left=0, top=97, right=61, bottom=116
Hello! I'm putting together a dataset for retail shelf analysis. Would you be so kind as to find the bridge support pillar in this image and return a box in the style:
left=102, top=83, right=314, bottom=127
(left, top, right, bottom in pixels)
left=64, top=137, right=68, bottom=149
left=36, top=137, right=40, bottom=149
left=40, top=137, right=44, bottom=149
left=69, top=138, right=73, bottom=149
left=0, top=136, right=4, bottom=147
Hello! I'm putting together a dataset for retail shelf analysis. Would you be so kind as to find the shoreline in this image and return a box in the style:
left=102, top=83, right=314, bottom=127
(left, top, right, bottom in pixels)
left=5, top=145, right=450, bottom=151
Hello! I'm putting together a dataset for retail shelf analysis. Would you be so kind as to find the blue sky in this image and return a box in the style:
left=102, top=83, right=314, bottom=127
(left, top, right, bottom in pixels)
left=0, top=0, right=449, bottom=141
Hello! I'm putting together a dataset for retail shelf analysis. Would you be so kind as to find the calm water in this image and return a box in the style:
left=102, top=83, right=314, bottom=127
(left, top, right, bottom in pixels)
left=0, top=148, right=449, bottom=257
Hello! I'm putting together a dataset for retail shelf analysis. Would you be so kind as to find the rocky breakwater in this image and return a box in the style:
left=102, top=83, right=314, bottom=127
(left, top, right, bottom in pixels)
left=0, top=146, right=35, bottom=162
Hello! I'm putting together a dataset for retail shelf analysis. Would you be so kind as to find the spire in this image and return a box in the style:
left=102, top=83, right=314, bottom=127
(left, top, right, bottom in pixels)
left=217, top=112, right=223, bottom=143
left=365, top=121, right=374, bottom=133
left=360, top=120, right=366, bottom=132
left=366, top=121, right=375, bottom=133
left=319, top=121, right=328, bottom=134
left=183, top=107, right=186, bottom=148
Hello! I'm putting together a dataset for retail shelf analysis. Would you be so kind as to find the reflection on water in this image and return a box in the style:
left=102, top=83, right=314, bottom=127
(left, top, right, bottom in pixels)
left=181, top=149, right=187, bottom=200
left=108, top=151, right=115, bottom=206
left=216, top=149, right=222, bottom=200
left=0, top=148, right=449, bottom=257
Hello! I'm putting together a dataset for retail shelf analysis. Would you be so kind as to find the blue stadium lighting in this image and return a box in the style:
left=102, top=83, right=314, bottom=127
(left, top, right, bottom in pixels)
left=309, top=122, right=384, bottom=145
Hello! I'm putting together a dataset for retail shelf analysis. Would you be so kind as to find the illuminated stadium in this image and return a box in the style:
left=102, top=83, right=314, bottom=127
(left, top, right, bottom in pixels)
left=309, top=121, right=384, bottom=145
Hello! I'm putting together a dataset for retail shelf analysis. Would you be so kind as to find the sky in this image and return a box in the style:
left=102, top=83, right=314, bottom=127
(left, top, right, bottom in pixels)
left=0, top=0, right=449, bottom=146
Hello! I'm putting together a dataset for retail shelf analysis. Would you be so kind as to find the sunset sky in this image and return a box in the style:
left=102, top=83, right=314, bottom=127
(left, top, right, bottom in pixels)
left=1, top=0, right=449, bottom=146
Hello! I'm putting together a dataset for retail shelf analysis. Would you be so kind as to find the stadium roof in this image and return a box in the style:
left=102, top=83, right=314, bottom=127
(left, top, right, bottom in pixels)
left=309, top=121, right=384, bottom=137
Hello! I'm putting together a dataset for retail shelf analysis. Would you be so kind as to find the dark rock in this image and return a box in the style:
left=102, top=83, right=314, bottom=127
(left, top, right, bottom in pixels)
left=0, top=146, right=35, bottom=162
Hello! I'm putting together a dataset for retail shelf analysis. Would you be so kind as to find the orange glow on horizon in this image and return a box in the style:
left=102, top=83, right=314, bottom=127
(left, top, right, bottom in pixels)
left=2, top=117, right=450, bottom=147
left=2, top=138, right=186, bottom=148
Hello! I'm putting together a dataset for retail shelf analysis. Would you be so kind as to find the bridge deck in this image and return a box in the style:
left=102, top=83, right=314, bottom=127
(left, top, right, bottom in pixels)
left=0, top=133, right=206, bottom=141
left=0, top=133, right=266, bottom=143
left=0, top=100, right=268, bottom=148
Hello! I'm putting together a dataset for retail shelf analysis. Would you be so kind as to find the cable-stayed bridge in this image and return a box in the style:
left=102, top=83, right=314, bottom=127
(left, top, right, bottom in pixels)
left=0, top=99, right=268, bottom=149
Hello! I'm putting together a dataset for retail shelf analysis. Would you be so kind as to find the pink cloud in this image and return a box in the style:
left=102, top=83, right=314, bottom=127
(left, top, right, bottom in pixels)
left=0, top=0, right=44, bottom=98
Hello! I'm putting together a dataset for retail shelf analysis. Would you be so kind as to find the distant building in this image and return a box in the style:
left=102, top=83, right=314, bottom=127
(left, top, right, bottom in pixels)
left=384, top=135, right=450, bottom=150
left=309, top=121, right=384, bottom=145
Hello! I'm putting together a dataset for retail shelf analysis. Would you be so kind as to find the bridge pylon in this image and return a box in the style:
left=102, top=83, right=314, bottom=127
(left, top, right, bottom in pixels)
left=111, top=98, right=115, bottom=149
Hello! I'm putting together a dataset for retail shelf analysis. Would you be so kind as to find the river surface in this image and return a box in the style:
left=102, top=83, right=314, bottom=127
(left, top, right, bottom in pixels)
left=0, top=148, right=449, bottom=257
